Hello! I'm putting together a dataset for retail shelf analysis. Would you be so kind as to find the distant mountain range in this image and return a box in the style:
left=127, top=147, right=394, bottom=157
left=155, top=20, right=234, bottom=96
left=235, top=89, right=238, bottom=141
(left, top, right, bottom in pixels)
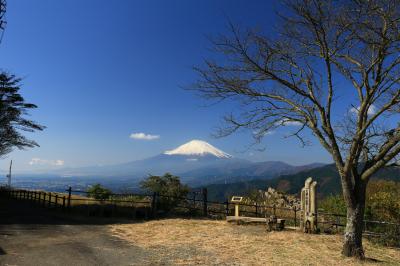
left=9, top=139, right=398, bottom=201
left=30, top=140, right=325, bottom=187
left=203, top=164, right=400, bottom=201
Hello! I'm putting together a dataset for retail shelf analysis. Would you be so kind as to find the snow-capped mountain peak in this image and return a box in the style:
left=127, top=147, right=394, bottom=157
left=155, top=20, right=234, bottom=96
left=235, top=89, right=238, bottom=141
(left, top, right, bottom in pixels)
left=164, top=140, right=232, bottom=158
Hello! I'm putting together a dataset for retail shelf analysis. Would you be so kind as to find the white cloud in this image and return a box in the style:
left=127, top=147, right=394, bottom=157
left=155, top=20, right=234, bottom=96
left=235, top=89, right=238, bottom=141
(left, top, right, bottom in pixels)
left=275, top=119, right=303, bottom=126
left=29, top=158, right=65, bottom=166
left=350, top=105, right=377, bottom=116
left=129, top=132, right=160, bottom=140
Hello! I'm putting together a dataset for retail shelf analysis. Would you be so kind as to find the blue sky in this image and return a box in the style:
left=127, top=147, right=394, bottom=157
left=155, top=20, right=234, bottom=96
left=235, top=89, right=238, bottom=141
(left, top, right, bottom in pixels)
left=0, top=0, right=334, bottom=172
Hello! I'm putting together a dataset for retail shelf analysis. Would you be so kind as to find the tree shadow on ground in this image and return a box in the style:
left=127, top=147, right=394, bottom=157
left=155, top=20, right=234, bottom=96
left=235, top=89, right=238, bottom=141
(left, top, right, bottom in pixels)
left=363, top=257, right=383, bottom=264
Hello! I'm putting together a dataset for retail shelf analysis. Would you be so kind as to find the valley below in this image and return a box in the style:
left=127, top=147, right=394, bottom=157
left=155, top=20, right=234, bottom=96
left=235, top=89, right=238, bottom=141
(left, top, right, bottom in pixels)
left=3, top=140, right=400, bottom=201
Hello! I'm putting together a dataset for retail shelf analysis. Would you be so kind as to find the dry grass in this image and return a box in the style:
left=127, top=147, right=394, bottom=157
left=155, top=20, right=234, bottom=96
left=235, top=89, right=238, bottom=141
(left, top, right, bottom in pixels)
left=110, top=219, right=400, bottom=266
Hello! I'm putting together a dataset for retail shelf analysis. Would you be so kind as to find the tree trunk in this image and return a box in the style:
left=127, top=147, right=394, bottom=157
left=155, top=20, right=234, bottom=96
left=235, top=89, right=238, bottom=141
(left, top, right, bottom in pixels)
left=342, top=202, right=365, bottom=258
left=342, top=179, right=367, bottom=259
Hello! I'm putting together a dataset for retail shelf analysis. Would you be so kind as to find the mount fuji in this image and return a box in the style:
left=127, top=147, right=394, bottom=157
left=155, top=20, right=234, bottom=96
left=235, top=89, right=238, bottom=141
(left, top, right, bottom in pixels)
left=28, top=140, right=324, bottom=187
left=54, top=140, right=245, bottom=179
left=164, top=140, right=232, bottom=158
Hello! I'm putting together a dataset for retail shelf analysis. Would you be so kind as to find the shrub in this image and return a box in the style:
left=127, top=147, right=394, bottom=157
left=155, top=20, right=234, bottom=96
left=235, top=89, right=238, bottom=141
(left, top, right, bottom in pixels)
left=140, top=173, right=189, bottom=212
left=319, top=194, right=346, bottom=215
left=319, top=180, right=400, bottom=247
left=87, top=184, right=112, bottom=200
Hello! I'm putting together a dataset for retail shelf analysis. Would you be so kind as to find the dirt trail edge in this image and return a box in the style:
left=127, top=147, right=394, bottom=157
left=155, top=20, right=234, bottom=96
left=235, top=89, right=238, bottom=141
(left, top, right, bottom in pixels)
left=0, top=198, right=151, bottom=266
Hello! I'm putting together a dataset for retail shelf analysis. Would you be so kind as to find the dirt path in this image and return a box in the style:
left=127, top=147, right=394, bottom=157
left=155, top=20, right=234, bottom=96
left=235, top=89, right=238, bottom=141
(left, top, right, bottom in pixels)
left=1, top=197, right=399, bottom=265
left=0, top=198, right=151, bottom=266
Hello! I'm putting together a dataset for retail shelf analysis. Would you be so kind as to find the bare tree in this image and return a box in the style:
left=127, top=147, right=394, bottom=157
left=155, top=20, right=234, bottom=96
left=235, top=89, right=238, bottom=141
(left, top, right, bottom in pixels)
left=192, top=0, right=400, bottom=259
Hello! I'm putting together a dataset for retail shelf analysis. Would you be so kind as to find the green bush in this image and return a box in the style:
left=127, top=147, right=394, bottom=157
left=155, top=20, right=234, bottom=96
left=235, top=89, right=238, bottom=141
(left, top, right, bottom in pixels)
left=87, top=184, right=112, bottom=200
left=319, top=194, right=346, bottom=215
left=140, top=173, right=189, bottom=212
left=320, top=180, right=400, bottom=247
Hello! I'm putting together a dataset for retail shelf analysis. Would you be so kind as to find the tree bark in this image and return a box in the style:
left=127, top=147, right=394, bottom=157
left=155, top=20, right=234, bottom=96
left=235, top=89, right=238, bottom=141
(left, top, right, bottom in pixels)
left=342, top=178, right=367, bottom=259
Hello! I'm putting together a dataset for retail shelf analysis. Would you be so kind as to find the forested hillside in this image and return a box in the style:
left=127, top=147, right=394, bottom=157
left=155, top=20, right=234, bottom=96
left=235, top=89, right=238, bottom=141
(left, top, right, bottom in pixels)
left=204, top=165, right=400, bottom=201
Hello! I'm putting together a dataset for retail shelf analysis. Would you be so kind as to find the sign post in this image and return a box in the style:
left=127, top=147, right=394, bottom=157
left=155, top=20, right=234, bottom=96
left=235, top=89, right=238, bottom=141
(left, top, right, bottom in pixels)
left=231, top=196, right=243, bottom=217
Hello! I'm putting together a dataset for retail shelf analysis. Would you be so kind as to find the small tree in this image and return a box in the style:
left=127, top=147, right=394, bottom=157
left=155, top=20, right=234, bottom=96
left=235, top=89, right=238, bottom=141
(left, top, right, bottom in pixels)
left=140, top=173, right=189, bottom=212
left=0, top=73, right=44, bottom=157
left=192, top=0, right=400, bottom=259
left=87, top=184, right=112, bottom=200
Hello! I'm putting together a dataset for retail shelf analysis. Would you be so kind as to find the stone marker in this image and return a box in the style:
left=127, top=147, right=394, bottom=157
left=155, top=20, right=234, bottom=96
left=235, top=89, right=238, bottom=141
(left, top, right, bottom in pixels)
left=300, top=177, right=318, bottom=233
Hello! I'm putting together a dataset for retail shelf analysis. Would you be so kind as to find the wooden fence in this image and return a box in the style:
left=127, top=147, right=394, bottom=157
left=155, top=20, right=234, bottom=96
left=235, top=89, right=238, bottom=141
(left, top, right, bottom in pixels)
left=0, top=186, right=301, bottom=224
left=0, top=185, right=398, bottom=243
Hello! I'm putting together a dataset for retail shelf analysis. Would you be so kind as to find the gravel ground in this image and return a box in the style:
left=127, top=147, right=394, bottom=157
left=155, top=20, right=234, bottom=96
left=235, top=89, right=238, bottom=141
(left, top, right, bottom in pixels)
left=1, top=197, right=399, bottom=266
left=0, top=197, right=153, bottom=266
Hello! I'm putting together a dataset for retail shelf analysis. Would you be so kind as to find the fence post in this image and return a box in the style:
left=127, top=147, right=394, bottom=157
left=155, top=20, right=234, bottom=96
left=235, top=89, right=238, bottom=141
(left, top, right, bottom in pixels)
left=48, top=193, right=52, bottom=207
left=151, top=192, right=158, bottom=218
left=225, top=199, right=229, bottom=217
left=42, top=192, right=46, bottom=207
left=55, top=195, right=58, bottom=208
left=255, top=202, right=258, bottom=217
left=62, top=196, right=66, bottom=211
left=273, top=204, right=276, bottom=216
left=192, top=193, right=196, bottom=214
left=67, top=187, right=72, bottom=209
left=202, top=188, right=208, bottom=217
left=294, top=207, right=297, bottom=227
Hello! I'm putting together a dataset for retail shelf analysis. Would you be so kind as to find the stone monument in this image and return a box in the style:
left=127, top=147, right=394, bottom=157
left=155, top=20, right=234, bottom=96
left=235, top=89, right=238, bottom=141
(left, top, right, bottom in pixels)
left=300, top=177, right=318, bottom=233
